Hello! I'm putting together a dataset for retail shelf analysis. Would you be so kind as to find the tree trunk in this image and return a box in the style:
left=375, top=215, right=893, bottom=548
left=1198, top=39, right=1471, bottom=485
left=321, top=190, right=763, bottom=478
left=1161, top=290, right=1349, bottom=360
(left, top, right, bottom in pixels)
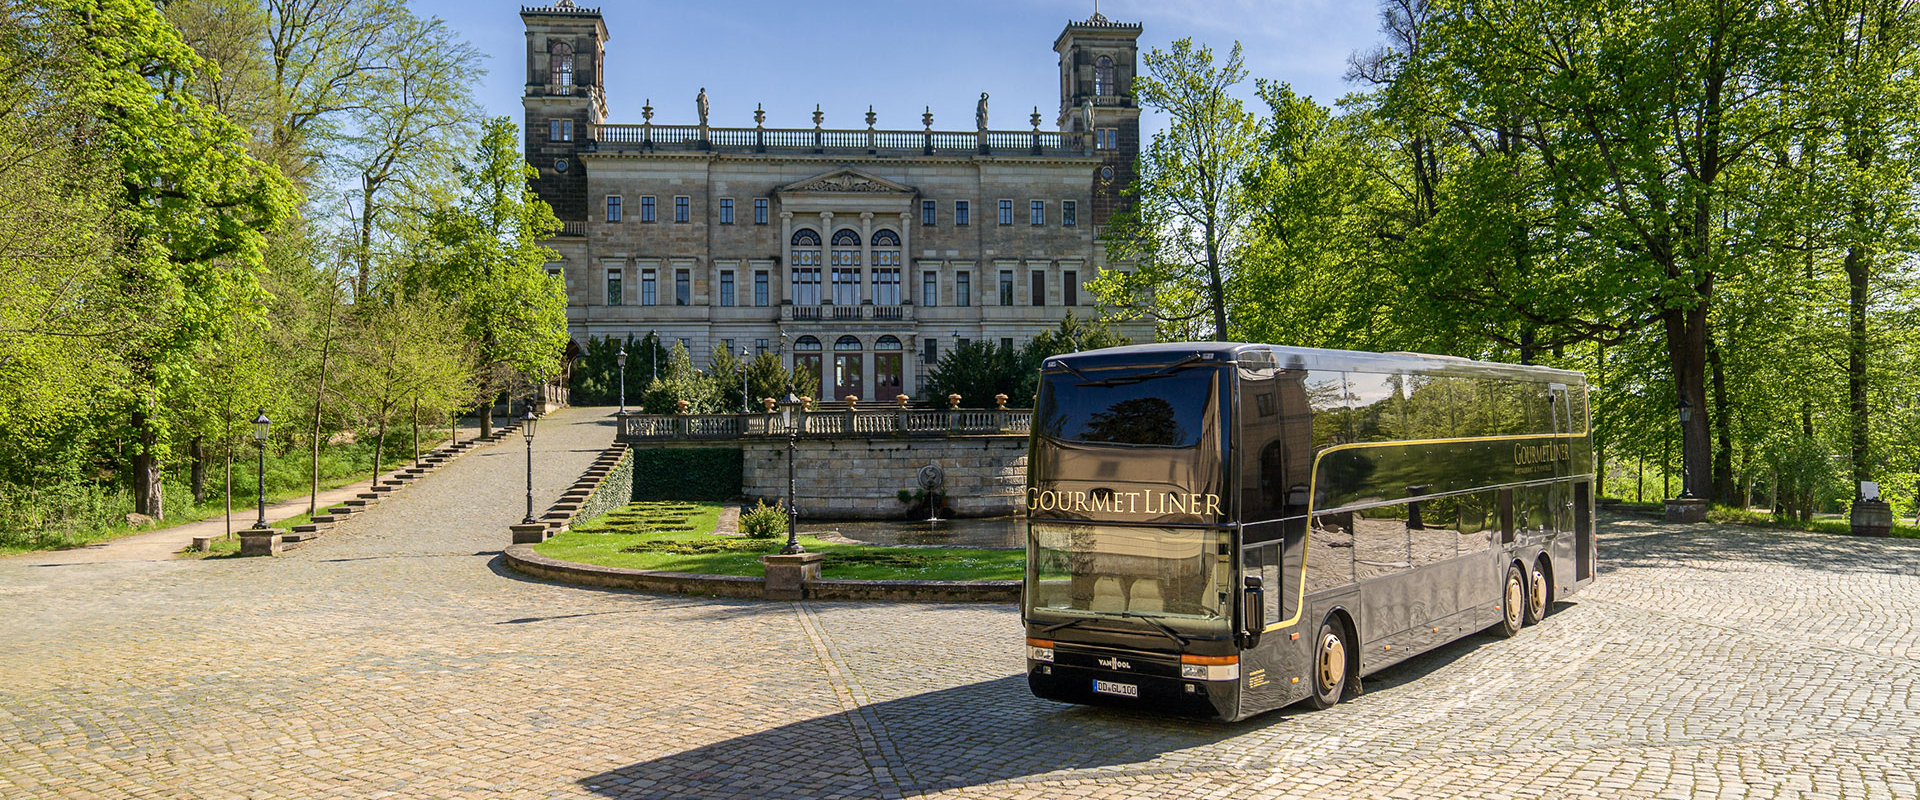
left=1205, top=218, right=1228, bottom=341
left=372, top=419, right=388, bottom=485
left=190, top=436, right=207, bottom=506
left=1845, top=235, right=1870, bottom=499
left=130, top=406, right=164, bottom=519
left=1707, top=334, right=1734, bottom=503
left=1661, top=301, right=1713, bottom=500
left=309, top=284, right=341, bottom=515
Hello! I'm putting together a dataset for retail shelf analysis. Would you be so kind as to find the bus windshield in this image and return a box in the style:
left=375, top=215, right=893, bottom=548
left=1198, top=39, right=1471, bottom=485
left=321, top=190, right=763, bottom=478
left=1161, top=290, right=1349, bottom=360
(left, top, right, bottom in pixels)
left=1036, top=367, right=1216, bottom=447
left=1026, top=522, right=1231, bottom=636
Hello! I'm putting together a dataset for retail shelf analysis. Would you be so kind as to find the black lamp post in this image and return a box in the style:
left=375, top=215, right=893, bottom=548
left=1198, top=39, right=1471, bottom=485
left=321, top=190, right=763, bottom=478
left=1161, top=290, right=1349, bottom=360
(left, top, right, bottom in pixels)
left=521, top=404, right=539, bottom=525
left=1676, top=395, right=1695, bottom=499
left=739, top=347, right=750, bottom=413
left=249, top=409, right=271, bottom=531
left=616, top=345, right=628, bottom=413
left=648, top=329, right=658, bottom=382
left=779, top=385, right=804, bottom=555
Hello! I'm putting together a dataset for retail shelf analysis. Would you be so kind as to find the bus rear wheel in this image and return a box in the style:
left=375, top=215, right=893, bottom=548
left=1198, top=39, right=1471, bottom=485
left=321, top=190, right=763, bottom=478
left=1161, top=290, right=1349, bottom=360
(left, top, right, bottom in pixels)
left=1525, top=558, right=1550, bottom=626
left=1497, top=563, right=1525, bottom=638
left=1307, top=619, right=1350, bottom=710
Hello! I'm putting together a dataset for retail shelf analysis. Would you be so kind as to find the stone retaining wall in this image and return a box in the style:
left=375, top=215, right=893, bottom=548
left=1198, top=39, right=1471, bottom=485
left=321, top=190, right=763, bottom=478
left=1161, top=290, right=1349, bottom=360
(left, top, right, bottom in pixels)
left=736, top=436, right=1028, bottom=519
left=502, top=544, right=1019, bottom=602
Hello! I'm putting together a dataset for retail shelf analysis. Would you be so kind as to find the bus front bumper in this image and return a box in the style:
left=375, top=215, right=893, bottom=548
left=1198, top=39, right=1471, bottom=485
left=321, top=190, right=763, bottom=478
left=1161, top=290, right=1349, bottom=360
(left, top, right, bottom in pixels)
left=1027, top=660, right=1237, bottom=719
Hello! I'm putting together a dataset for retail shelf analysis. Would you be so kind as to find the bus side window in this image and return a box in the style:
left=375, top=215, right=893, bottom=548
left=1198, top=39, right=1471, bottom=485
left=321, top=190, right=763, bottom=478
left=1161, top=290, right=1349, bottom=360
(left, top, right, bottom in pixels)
left=1454, top=378, right=1491, bottom=438
left=1348, top=372, right=1407, bottom=443
left=1410, top=493, right=1457, bottom=567
left=1305, top=513, right=1354, bottom=592
left=1305, top=371, right=1349, bottom=448
left=1236, top=366, right=1282, bottom=521
left=1404, top=374, right=1453, bottom=441
left=1489, top=381, right=1526, bottom=436
left=1353, top=506, right=1410, bottom=581
left=1458, top=492, right=1494, bottom=552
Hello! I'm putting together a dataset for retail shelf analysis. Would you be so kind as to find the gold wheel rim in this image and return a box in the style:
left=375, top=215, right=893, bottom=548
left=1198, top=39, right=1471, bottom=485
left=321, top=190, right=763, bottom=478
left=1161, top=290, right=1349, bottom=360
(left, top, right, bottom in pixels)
left=1319, top=632, right=1345, bottom=694
left=1529, top=568, right=1548, bottom=619
left=1505, top=573, right=1523, bottom=628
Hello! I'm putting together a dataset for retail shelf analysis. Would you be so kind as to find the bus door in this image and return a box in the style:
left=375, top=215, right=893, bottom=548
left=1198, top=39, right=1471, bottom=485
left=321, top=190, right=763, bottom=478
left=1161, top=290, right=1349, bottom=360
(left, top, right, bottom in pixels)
left=1547, top=383, right=1574, bottom=535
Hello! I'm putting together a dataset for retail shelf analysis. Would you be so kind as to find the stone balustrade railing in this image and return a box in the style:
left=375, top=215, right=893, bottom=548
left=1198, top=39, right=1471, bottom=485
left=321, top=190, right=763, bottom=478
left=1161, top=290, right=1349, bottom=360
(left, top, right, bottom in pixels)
left=585, top=123, right=1092, bottom=158
left=616, top=407, right=1032, bottom=442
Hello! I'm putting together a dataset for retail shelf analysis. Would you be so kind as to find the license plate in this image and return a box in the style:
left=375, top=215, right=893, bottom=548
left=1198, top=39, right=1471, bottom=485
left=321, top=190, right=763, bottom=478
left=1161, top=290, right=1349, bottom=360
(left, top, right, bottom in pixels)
left=1092, top=679, right=1138, bottom=698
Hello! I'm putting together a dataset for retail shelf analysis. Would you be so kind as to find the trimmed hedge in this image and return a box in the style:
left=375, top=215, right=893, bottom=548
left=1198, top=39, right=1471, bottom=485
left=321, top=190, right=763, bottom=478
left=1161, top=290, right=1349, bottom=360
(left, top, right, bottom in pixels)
left=630, top=448, right=743, bottom=501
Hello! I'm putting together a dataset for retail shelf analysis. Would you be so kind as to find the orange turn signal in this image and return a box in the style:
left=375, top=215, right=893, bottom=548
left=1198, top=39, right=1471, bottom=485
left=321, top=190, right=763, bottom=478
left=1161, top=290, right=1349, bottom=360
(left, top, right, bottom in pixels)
left=1026, top=638, right=1054, bottom=648
left=1180, top=653, right=1239, bottom=666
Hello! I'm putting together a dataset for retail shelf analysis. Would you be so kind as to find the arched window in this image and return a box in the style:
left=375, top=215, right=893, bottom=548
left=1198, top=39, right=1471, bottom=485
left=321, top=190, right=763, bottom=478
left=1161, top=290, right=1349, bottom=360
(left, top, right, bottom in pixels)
left=874, top=335, right=902, bottom=351
left=790, top=229, right=822, bottom=305
left=835, top=335, right=863, bottom=351
left=551, top=42, right=575, bottom=95
left=871, top=230, right=899, bottom=247
left=870, top=229, right=902, bottom=305
left=1094, top=55, right=1115, bottom=97
left=794, top=335, right=822, bottom=351
left=831, top=229, right=861, bottom=247
left=870, top=229, right=901, bottom=267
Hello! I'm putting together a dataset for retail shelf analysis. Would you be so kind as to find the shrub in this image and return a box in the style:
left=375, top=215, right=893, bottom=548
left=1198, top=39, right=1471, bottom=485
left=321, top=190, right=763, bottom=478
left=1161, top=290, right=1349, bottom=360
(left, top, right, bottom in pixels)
left=740, top=500, right=787, bottom=539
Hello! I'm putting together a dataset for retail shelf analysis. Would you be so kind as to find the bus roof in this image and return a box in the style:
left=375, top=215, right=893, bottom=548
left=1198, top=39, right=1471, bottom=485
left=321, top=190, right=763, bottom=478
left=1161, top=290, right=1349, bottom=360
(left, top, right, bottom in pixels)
left=1048, top=342, right=1586, bottom=383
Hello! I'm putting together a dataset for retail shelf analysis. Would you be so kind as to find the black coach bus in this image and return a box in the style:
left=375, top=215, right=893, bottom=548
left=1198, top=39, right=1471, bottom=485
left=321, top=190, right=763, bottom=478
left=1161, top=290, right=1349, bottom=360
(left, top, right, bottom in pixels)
left=1023, top=343, right=1595, bottom=721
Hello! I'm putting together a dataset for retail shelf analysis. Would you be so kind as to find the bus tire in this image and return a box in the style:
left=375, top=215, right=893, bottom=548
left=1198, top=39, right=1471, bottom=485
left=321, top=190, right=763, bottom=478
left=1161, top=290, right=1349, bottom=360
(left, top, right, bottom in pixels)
left=1307, top=618, right=1350, bottom=710
left=1525, top=556, right=1551, bottom=626
left=1497, top=562, right=1526, bottom=638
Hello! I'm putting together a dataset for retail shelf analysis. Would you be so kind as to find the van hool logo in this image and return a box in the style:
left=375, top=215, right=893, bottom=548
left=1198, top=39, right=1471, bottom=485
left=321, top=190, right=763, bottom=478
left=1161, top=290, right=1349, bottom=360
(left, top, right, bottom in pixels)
left=1514, top=441, right=1571, bottom=465
left=1097, top=657, right=1132, bottom=670
left=1026, top=488, right=1223, bottom=518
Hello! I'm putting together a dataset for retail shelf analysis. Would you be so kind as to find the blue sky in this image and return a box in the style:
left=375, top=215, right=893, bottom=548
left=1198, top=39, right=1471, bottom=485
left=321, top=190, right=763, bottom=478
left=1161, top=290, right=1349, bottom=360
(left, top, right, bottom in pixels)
left=408, top=0, right=1386, bottom=136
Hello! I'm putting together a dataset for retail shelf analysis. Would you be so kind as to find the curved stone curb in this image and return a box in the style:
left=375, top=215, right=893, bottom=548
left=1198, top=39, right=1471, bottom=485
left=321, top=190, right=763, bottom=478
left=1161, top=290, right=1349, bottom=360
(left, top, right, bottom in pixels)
left=502, top=544, right=1018, bottom=603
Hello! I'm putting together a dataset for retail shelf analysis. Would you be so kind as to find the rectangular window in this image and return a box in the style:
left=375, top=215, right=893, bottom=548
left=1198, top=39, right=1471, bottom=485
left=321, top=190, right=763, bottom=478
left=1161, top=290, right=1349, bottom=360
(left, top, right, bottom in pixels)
left=640, top=269, right=656, bottom=306
left=955, top=200, right=970, bottom=226
left=675, top=269, right=690, bottom=305
left=756, top=338, right=770, bottom=356
left=1031, top=269, right=1046, bottom=306
left=606, top=270, right=622, bottom=306
left=872, top=268, right=901, bottom=306
left=999, top=269, right=1014, bottom=306
left=1001, top=337, right=1014, bottom=351
left=674, top=196, right=690, bottom=223
left=1031, top=200, right=1045, bottom=226
left=794, top=267, right=821, bottom=305
left=721, top=338, right=734, bottom=357
left=921, top=270, right=937, bottom=307
left=923, top=338, right=938, bottom=365
left=922, top=200, right=937, bottom=226
left=719, top=270, right=735, bottom=306
left=754, top=198, right=769, bottom=225
left=640, top=196, right=656, bottom=223
left=832, top=267, right=861, bottom=306
left=1064, top=270, right=1078, bottom=306
left=956, top=271, right=971, bottom=307
left=753, top=270, right=769, bottom=306
left=719, top=198, right=734, bottom=225
left=606, top=195, right=622, bottom=222
left=1063, top=201, right=1077, bottom=227
left=1096, top=128, right=1118, bottom=149
left=999, top=199, right=1013, bottom=225
left=549, top=119, right=572, bottom=142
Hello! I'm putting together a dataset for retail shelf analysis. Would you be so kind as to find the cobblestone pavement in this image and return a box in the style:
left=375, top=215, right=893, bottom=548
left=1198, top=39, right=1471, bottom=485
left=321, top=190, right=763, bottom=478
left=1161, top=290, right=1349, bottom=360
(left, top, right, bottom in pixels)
left=3, top=434, right=1919, bottom=800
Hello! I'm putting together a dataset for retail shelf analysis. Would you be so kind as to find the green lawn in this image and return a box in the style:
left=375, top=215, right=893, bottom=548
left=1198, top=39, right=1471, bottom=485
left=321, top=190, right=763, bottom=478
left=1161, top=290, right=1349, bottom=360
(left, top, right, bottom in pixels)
left=534, top=501, right=1026, bottom=581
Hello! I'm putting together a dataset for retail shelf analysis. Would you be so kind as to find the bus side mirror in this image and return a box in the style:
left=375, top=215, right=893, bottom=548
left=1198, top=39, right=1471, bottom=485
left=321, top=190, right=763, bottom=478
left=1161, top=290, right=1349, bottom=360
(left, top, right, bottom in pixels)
left=1241, top=575, right=1265, bottom=647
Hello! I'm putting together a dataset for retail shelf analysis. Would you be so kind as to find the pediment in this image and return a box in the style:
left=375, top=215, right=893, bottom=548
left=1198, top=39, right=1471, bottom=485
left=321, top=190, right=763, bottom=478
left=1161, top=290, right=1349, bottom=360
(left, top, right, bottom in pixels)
left=776, top=168, right=915, bottom=195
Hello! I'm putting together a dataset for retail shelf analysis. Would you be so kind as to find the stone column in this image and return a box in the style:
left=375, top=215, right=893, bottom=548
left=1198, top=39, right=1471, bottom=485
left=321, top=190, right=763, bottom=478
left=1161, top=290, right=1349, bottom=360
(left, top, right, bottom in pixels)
left=818, top=212, right=834, bottom=305
left=860, top=212, right=874, bottom=306
left=898, top=211, right=913, bottom=307
left=780, top=211, right=794, bottom=305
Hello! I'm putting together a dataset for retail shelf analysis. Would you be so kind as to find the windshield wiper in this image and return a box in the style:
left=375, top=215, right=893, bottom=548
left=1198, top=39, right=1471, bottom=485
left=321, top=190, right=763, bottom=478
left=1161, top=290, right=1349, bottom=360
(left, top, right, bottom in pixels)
left=1040, top=612, right=1190, bottom=646
left=1078, top=354, right=1205, bottom=387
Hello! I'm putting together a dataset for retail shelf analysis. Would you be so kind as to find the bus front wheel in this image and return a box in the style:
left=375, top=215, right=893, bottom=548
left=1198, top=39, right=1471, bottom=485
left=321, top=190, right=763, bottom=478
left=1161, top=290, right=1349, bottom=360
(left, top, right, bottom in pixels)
left=1497, top=563, right=1526, bottom=638
left=1307, top=619, right=1350, bottom=710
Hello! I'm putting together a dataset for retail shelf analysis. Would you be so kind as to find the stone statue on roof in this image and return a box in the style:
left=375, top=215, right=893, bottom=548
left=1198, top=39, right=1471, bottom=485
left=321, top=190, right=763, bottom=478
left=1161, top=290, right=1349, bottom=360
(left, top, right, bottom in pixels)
left=976, top=92, right=989, bottom=131
left=696, top=87, right=709, bottom=128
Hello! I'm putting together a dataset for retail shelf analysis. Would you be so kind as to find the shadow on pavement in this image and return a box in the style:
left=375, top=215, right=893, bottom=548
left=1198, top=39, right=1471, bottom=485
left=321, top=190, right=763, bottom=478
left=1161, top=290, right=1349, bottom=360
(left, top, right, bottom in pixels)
left=575, top=675, right=1271, bottom=798
left=1598, top=515, right=1920, bottom=577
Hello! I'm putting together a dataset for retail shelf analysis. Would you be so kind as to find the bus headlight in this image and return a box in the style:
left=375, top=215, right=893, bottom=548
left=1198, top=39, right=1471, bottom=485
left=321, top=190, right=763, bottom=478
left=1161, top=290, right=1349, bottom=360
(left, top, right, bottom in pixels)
left=1180, top=654, right=1238, bottom=681
left=1026, top=637, right=1054, bottom=662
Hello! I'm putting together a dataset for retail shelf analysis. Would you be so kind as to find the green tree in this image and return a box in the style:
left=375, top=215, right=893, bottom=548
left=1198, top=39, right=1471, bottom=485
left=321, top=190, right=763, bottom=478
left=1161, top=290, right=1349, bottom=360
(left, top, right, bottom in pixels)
left=1095, top=39, right=1262, bottom=341
left=62, top=0, right=294, bottom=517
left=417, top=117, right=567, bottom=436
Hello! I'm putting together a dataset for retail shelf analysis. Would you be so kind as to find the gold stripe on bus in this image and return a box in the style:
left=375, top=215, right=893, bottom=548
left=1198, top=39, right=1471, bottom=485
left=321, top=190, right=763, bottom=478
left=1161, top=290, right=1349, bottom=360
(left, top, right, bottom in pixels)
left=1263, top=432, right=1585, bottom=633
